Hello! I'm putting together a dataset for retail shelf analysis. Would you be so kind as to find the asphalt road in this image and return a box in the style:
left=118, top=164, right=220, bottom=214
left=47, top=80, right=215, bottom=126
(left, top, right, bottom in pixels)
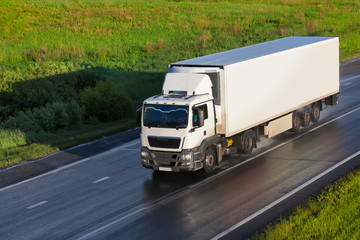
left=0, top=68, right=359, bottom=239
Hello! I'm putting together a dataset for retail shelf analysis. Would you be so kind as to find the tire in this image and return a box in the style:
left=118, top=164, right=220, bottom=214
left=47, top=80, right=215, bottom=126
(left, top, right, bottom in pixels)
left=292, top=111, right=301, bottom=133
left=241, top=130, right=256, bottom=154
left=203, top=147, right=216, bottom=174
left=311, top=102, right=321, bottom=123
left=301, top=106, right=311, bottom=127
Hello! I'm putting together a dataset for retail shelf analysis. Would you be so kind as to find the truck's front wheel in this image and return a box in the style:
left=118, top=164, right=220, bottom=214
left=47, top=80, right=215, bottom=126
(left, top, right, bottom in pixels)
left=203, top=147, right=216, bottom=174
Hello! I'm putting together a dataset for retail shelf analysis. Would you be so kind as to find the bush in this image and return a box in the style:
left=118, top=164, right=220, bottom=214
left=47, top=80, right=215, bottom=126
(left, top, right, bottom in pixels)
left=0, top=106, right=14, bottom=122
left=0, top=66, right=108, bottom=121
left=1, top=101, right=85, bottom=132
left=80, top=80, right=133, bottom=122
left=2, top=111, right=42, bottom=132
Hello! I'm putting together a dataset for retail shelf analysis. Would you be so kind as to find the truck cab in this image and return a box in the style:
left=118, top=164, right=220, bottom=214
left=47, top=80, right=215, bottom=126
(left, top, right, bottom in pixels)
left=140, top=73, right=219, bottom=173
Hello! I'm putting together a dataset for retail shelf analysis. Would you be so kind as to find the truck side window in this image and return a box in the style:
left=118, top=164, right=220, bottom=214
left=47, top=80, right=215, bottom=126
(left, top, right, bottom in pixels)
left=201, top=105, right=208, bottom=119
left=193, top=111, right=198, bottom=127
left=193, top=104, right=208, bottom=127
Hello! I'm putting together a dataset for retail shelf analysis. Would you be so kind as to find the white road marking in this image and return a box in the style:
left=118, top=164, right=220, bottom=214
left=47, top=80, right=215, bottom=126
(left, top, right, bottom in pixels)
left=27, top=201, right=48, bottom=210
left=211, top=150, right=360, bottom=240
left=191, top=106, right=360, bottom=190
left=0, top=158, right=89, bottom=193
left=309, top=106, right=360, bottom=133
left=344, top=82, right=352, bottom=85
left=341, top=74, right=360, bottom=82
left=0, top=138, right=140, bottom=193
left=76, top=106, right=360, bottom=240
left=76, top=207, right=144, bottom=240
left=92, top=176, right=110, bottom=184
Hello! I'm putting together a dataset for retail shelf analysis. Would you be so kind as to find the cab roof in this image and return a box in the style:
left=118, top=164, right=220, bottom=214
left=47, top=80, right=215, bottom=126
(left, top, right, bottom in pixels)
left=144, top=93, right=212, bottom=106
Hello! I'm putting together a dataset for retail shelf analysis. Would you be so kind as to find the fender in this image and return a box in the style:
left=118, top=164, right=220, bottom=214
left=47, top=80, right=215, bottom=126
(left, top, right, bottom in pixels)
left=199, top=135, right=221, bottom=160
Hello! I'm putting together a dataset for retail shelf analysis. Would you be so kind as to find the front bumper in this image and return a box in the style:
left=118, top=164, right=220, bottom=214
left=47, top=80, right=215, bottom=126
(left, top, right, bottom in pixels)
left=141, top=147, right=203, bottom=172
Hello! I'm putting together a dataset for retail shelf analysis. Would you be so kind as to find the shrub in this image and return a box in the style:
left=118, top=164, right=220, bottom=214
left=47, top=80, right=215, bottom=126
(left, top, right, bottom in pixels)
left=2, top=111, right=42, bottom=132
left=0, top=106, right=13, bottom=122
left=1, top=101, right=85, bottom=132
left=0, top=66, right=109, bottom=121
left=80, top=80, right=133, bottom=122
left=35, top=101, right=85, bottom=131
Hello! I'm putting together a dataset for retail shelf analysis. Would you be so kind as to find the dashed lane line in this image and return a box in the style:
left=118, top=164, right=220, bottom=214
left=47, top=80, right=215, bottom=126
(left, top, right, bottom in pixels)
left=27, top=201, right=48, bottom=210
left=76, top=106, right=360, bottom=240
left=92, top=177, right=110, bottom=184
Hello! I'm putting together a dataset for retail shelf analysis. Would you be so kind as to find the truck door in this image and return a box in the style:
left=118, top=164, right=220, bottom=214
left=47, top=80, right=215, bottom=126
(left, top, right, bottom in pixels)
left=191, top=101, right=216, bottom=146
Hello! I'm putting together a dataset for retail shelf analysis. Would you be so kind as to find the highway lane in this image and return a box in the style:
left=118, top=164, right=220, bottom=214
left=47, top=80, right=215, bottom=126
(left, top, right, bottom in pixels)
left=0, top=71, right=359, bottom=240
left=82, top=72, right=360, bottom=240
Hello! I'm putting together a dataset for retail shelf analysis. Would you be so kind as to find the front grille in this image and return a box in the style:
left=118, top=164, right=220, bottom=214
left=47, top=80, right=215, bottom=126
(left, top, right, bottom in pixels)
left=151, top=151, right=179, bottom=167
left=148, top=136, right=181, bottom=149
left=153, top=160, right=175, bottom=167
left=151, top=152, right=178, bottom=160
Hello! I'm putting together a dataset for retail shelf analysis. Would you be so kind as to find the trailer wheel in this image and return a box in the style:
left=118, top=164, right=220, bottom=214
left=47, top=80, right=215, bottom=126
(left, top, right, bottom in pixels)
left=311, top=102, right=321, bottom=123
left=301, top=107, right=311, bottom=127
left=292, top=111, right=301, bottom=133
left=203, top=147, right=216, bottom=174
left=242, top=130, right=256, bottom=154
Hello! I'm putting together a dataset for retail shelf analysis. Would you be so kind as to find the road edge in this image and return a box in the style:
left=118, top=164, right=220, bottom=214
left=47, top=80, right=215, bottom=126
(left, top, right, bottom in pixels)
left=0, top=58, right=359, bottom=188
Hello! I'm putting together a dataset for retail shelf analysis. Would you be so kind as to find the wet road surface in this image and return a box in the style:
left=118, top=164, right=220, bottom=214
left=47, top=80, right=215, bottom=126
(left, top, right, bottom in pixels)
left=0, top=69, right=359, bottom=240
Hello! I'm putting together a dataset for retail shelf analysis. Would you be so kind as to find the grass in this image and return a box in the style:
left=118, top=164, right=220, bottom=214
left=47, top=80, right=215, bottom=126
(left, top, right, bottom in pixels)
left=41, top=118, right=136, bottom=150
left=0, top=0, right=360, bottom=168
left=0, top=143, right=59, bottom=169
left=1, top=1, right=360, bottom=237
left=1, top=0, right=359, bottom=66
left=0, top=118, right=136, bottom=169
left=252, top=168, right=360, bottom=239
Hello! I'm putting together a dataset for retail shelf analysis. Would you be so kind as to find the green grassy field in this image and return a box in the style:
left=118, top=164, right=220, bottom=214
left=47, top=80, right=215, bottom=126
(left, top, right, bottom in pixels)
left=1, top=1, right=360, bottom=238
left=0, top=0, right=359, bottom=168
left=252, top=168, right=360, bottom=239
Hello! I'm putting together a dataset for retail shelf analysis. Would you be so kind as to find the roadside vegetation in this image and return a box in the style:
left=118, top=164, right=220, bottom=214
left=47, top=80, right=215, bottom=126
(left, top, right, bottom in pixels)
left=1, top=0, right=360, bottom=168
left=252, top=168, right=360, bottom=239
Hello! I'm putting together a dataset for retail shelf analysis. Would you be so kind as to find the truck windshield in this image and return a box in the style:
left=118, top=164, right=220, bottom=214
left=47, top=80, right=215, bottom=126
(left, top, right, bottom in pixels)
left=143, top=104, right=189, bottom=129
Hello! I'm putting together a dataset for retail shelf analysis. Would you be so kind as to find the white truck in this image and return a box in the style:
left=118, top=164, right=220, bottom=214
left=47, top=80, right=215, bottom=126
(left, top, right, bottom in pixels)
left=139, top=36, right=340, bottom=173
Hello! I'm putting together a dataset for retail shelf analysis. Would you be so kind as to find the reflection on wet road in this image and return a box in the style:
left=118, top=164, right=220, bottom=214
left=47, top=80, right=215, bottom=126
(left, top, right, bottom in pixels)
left=0, top=72, right=360, bottom=240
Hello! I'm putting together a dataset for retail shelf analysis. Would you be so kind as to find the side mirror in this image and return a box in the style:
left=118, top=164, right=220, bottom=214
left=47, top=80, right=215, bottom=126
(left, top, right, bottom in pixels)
left=136, top=105, right=142, bottom=126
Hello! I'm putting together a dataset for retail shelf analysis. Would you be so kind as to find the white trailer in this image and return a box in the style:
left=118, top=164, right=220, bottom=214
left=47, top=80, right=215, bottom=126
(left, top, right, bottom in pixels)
left=140, top=36, right=340, bottom=173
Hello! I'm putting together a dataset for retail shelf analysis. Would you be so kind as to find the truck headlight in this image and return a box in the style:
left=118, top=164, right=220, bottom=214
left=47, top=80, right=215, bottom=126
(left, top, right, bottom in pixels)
left=180, top=151, right=193, bottom=166
left=180, top=152, right=192, bottom=161
left=141, top=149, right=150, bottom=159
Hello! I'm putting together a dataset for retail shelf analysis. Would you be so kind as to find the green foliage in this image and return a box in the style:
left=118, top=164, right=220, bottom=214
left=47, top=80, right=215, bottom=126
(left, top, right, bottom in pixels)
left=0, top=129, right=27, bottom=149
left=0, top=64, right=107, bottom=121
left=0, top=143, right=59, bottom=169
left=0, top=0, right=359, bottom=67
left=80, top=80, right=133, bottom=122
left=0, top=0, right=359, bottom=168
left=252, top=169, right=360, bottom=240
left=1, top=101, right=85, bottom=132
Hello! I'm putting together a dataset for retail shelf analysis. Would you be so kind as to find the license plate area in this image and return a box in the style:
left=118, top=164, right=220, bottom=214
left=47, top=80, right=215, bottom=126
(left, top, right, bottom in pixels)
left=159, top=167, right=172, bottom=172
